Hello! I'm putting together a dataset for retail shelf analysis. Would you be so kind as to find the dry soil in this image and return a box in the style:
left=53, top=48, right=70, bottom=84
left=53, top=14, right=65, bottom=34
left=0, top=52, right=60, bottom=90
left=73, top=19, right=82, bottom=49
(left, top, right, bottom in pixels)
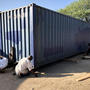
left=0, top=54, right=90, bottom=90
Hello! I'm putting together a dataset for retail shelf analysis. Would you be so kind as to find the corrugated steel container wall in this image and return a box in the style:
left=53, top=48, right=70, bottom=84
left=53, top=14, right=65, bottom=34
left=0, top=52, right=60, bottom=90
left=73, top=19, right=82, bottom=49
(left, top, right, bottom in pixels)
left=33, top=4, right=90, bottom=67
left=0, top=4, right=90, bottom=68
left=0, top=12, right=2, bottom=55
left=0, top=6, right=31, bottom=60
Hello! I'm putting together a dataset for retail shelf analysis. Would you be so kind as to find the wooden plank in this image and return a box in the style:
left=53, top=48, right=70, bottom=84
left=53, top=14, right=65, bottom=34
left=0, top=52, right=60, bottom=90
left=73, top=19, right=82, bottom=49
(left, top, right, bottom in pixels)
left=76, top=74, right=90, bottom=81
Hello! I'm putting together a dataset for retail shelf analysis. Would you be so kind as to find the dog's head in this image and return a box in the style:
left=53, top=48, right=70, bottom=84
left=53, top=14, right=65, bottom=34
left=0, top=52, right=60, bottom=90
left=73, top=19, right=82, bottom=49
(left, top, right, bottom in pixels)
left=27, top=56, right=33, bottom=61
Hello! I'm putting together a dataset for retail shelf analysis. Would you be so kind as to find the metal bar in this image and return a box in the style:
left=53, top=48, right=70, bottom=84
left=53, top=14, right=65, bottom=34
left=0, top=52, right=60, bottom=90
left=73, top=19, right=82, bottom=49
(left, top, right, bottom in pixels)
left=30, top=4, right=35, bottom=67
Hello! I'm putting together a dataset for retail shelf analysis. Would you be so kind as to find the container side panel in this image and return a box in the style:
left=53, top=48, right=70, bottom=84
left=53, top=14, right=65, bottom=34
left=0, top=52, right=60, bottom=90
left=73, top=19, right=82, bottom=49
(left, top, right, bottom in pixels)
left=34, top=5, right=90, bottom=67
left=34, top=6, right=64, bottom=67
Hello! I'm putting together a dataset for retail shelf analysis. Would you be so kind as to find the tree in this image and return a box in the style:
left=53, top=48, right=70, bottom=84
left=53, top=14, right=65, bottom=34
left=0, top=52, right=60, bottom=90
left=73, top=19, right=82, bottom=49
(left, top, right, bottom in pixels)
left=58, top=0, right=90, bottom=22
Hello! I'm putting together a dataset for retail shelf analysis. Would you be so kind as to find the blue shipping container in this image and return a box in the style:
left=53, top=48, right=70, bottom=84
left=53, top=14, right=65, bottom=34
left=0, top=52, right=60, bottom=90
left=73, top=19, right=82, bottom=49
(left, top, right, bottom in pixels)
left=0, top=4, right=90, bottom=68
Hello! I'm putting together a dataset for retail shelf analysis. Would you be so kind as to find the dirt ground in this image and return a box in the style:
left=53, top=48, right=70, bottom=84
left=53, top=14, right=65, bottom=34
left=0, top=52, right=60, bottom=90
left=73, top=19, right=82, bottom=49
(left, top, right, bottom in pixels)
left=1, top=54, right=90, bottom=90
